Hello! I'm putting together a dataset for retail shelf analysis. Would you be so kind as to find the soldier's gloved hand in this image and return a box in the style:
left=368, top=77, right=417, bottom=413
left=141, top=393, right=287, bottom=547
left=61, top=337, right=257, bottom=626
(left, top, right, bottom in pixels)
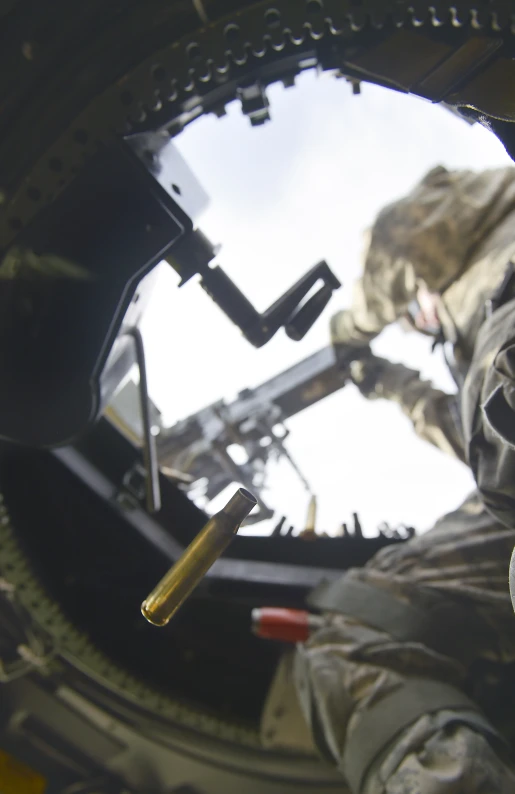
left=332, top=343, right=373, bottom=382
left=330, top=309, right=373, bottom=372
left=332, top=341, right=365, bottom=371
left=349, top=354, right=389, bottom=398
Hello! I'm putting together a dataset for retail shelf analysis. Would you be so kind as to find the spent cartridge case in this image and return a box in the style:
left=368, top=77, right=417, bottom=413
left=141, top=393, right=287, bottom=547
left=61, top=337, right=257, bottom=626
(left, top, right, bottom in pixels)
left=141, top=487, right=256, bottom=626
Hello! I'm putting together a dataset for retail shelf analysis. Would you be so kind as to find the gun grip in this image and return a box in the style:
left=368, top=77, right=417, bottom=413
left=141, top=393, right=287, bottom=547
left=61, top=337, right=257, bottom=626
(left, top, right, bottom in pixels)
left=285, top=283, right=333, bottom=341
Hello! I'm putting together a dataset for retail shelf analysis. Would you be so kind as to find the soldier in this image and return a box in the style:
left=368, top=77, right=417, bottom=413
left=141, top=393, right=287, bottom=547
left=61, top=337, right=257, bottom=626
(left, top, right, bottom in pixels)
left=261, top=493, right=515, bottom=793
left=330, top=165, right=515, bottom=379
left=330, top=164, right=515, bottom=517
left=256, top=167, right=515, bottom=793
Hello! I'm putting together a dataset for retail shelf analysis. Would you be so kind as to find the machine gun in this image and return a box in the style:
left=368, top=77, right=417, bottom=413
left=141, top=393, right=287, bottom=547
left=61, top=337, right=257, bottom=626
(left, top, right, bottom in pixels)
left=109, top=343, right=375, bottom=524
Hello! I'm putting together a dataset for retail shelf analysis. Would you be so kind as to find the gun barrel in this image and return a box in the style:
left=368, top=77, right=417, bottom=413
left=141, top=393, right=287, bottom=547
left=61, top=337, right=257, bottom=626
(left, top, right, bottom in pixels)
left=141, top=488, right=256, bottom=626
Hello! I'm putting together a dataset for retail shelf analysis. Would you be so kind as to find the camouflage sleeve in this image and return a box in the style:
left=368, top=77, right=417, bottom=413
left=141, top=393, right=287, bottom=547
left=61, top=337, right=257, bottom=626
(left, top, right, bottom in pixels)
left=329, top=258, right=418, bottom=347
left=295, top=630, right=515, bottom=794
left=351, top=357, right=466, bottom=462
left=294, top=494, right=515, bottom=793
left=462, top=296, right=515, bottom=528
left=365, top=719, right=515, bottom=794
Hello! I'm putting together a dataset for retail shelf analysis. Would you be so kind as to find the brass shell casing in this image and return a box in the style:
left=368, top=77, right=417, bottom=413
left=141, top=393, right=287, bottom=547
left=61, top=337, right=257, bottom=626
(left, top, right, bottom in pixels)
left=141, top=488, right=256, bottom=626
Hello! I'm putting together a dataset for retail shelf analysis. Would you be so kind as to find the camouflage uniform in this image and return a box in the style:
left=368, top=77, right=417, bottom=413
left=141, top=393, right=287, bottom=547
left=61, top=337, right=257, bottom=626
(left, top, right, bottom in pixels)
left=350, top=355, right=465, bottom=462
left=461, top=297, right=515, bottom=529
left=331, top=163, right=515, bottom=482
left=289, top=493, right=515, bottom=793
left=330, top=165, right=515, bottom=371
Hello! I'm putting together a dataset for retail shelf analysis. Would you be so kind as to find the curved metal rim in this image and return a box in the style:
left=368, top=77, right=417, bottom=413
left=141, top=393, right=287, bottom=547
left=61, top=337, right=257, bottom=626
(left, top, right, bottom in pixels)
left=1, top=0, right=514, bottom=246
left=0, top=0, right=514, bottom=772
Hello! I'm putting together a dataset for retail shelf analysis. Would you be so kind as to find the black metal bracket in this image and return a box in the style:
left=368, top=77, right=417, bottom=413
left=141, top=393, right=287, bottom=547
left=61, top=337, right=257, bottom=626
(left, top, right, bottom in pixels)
left=167, top=229, right=341, bottom=348
left=0, top=139, right=193, bottom=447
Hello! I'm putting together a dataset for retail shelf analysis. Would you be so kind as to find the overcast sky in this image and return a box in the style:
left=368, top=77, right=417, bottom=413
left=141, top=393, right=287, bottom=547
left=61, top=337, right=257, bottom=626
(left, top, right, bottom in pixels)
left=140, top=69, right=513, bottom=537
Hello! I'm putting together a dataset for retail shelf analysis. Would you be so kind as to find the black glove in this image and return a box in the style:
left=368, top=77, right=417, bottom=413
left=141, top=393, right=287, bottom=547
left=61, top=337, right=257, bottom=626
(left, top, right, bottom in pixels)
left=349, top=353, right=389, bottom=398
left=333, top=342, right=372, bottom=375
